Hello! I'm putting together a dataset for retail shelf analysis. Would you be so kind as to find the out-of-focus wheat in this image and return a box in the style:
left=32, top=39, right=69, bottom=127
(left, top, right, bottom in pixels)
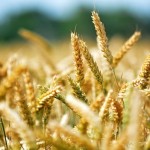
left=0, top=103, right=37, bottom=149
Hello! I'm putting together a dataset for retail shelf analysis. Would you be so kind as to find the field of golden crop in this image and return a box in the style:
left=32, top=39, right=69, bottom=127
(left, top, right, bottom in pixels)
left=0, top=11, right=149, bottom=150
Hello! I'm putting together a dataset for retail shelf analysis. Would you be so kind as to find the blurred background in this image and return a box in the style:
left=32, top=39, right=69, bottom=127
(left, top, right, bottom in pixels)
left=0, top=0, right=150, bottom=42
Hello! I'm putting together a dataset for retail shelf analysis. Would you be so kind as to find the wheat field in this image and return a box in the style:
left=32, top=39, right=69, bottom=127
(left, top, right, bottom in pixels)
left=0, top=11, right=149, bottom=150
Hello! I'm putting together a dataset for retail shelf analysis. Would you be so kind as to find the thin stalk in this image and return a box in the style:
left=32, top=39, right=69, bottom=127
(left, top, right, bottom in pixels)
left=0, top=118, right=9, bottom=150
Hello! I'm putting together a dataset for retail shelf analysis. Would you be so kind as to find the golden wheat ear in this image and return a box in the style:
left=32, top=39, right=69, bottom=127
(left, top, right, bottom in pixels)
left=92, top=11, right=113, bottom=65
left=0, top=65, right=26, bottom=98
left=91, top=11, right=114, bottom=85
left=36, top=85, right=62, bottom=111
left=133, top=54, right=150, bottom=89
left=68, top=76, right=88, bottom=102
left=23, top=68, right=36, bottom=115
left=71, top=32, right=84, bottom=86
left=14, top=81, right=34, bottom=127
left=113, top=31, right=141, bottom=68
left=80, top=39, right=103, bottom=86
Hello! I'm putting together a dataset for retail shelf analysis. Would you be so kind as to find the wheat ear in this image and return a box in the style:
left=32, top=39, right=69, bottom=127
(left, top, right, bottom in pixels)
left=139, top=54, right=150, bottom=81
left=19, top=29, right=57, bottom=71
left=80, top=40, right=103, bottom=86
left=19, top=29, right=52, bottom=52
left=71, top=32, right=84, bottom=85
left=42, top=78, right=61, bottom=127
left=113, top=31, right=141, bottom=67
left=23, top=69, right=36, bottom=114
left=15, top=82, right=34, bottom=127
left=0, top=65, right=26, bottom=98
left=68, top=77, right=88, bottom=102
left=133, top=54, right=150, bottom=89
left=92, top=11, right=113, bottom=65
left=36, top=85, right=61, bottom=111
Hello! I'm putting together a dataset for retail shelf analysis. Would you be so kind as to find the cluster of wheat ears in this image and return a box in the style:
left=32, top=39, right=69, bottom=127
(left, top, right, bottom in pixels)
left=0, top=11, right=149, bottom=150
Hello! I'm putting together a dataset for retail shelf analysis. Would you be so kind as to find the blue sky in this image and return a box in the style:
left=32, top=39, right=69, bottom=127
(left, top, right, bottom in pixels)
left=0, top=0, right=150, bottom=21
